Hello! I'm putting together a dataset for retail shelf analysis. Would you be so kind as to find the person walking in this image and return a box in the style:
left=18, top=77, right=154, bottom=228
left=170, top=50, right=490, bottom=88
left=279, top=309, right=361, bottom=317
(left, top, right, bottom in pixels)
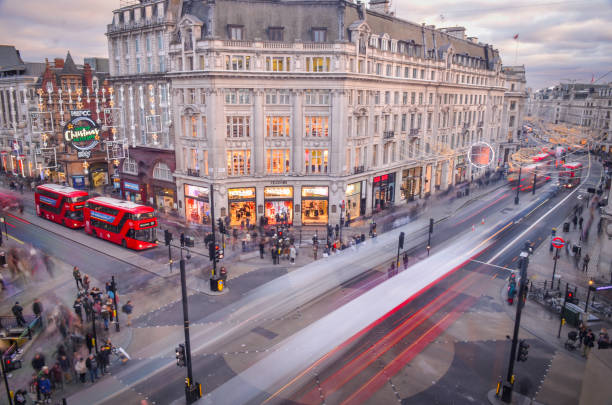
left=572, top=214, right=578, bottom=230
left=583, top=329, right=595, bottom=358
left=259, top=239, right=265, bottom=259
left=50, top=362, right=63, bottom=391
left=122, top=300, right=133, bottom=326
left=75, top=357, right=87, bottom=383
left=86, top=354, right=99, bottom=383
left=313, top=244, right=318, bottom=260
left=73, top=266, right=83, bottom=290
left=101, top=304, right=110, bottom=331
left=38, top=374, right=52, bottom=402
left=73, top=298, right=83, bottom=322
left=31, top=352, right=46, bottom=373
left=387, top=262, right=396, bottom=279
left=289, top=245, right=297, bottom=265
left=403, top=252, right=409, bottom=270
left=270, top=246, right=277, bottom=265
left=582, top=254, right=590, bottom=273
left=82, top=274, right=90, bottom=292
left=579, top=216, right=584, bottom=230
left=12, top=301, right=26, bottom=327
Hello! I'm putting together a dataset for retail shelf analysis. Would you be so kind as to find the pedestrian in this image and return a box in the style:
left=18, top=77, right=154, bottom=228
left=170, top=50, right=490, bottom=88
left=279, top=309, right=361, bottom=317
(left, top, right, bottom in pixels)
left=14, top=389, right=28, bottom=405
left=289, top=245, right=296, bottom=264
left=31, top=352, right=46, bottom=373
left=12, top=301, right=26, bottom=327
left=122, top=300, right=133, bottom=326
left=313, top=244, right=318, bottom=260
left=578, top=322, right=587, bottom=347
left=38, top=374, right=52, bottom=402
left=83, top=297, right=92, bottom=322
left=565, top=239, right=571, bottom=256
left=259, top=239, right=265, bottom=259
left=403, top=252, right=409, bottom=269
left=582, top=254, right=590, bottom=272
left=85, top=332, right=94, bottom=354
left=73, top=266, right=83, bottom=290
left=73, top=298, right=83, bottom=322
left=75, top=357, right=87, bottom=383
left=58, top=354, right=71, bottom=383
left=98, top=343, right=111, bottom=374
left=101, top=304, right=110, bottom=330
left=277, top=245, right=282, bottom=264
left=583, top=329, right=595, bottom=358
left=572, top=215, right=578, bottom=229
left=82, top=274, right=90, bottom=292
left=50, top=362, right=63, bottom=390
left=387, top=262, right=395, bottom=279
left=86, top=354, right=99, bottom=383
left=579, top=216, right=584, bottom=230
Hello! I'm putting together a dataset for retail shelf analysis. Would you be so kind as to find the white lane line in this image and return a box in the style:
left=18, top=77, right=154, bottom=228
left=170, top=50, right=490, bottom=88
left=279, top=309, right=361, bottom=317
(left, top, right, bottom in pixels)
left=487, top=154, right=592, bottom=265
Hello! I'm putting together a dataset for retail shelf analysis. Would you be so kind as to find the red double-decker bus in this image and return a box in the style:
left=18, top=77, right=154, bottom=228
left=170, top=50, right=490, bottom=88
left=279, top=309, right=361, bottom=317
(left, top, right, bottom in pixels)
left=84, top=196, right=157, bottom=250
left=559, top=162, right=583, bottom=188
left=35, top=184, right=89, bottom=228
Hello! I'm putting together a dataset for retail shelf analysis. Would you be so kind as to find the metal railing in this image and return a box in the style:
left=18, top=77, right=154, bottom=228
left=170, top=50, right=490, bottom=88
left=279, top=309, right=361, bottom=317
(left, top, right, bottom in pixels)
left=383, top=130, right=395, bottom=139
left=186, top=168, right=200, bottom=177
left=353, top=165, right=365, bottom=174
left=410, top=128, right=420, bottom=136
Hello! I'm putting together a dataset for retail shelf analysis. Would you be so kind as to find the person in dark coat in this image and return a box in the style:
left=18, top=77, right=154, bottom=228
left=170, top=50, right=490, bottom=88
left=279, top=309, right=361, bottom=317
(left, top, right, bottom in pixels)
left=12, top=301, right=26, bottom=327
left=31, top=352, right=46, bottom=372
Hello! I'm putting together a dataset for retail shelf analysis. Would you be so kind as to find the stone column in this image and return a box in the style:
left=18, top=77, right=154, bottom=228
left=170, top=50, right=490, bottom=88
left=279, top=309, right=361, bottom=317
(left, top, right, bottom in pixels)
left=292, top=90, right=303, bottom=174
left=253, top=90, right=265, bottom=176
left=330, top=90, right=346, bottom=175
left=441, top=161, right=449, bottom=190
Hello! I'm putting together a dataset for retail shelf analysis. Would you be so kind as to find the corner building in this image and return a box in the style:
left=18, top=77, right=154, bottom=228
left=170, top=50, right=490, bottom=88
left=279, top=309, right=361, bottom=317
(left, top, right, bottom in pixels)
left=168, top=0, right=515, bottom=227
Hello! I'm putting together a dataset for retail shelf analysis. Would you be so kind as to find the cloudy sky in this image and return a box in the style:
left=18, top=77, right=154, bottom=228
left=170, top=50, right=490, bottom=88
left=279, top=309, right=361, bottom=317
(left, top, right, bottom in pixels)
left=0, top=0, right=610, bottom=89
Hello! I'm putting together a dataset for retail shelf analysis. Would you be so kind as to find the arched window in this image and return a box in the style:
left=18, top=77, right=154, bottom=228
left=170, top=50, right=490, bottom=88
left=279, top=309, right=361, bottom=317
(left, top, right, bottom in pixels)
left=123, top=157, right=137, bottom=175
left=153, top=162, right=173, bottom=181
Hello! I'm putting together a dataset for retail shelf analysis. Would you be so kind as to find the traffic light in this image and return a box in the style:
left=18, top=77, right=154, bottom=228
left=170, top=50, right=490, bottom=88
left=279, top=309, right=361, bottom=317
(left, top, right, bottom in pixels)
left=217, top=218, right=225, bottom=235
left=180, top=232, right=185, bottom=247
left=398, top=232, right=405, bottom=249
left=175, top=344, right=186, bottom=367
left=214, top=244, right=224, bottom=261
left=429, top=218, right=434, bottom=234
left=517, top=339, right=529, bottom=362
left=164, top=230, right=173, bottom=246
left=566, top=290, right=578, bottom=304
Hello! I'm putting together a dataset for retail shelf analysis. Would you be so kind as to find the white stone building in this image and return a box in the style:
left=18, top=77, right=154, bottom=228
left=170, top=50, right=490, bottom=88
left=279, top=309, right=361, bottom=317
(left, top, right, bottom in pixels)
left=164, top=0, right=522, bottom=227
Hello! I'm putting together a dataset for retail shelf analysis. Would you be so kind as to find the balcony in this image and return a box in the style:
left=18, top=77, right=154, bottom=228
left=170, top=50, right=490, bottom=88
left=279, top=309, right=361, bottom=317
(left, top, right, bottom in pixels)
left=353, top=165, right=365, bottom=174
left=106, top=17, right=167, bottom=34
left=187, top=168, right=200, bottom=177
left=477, top=121, right=484, bottom=127
left=463, top=122, right=470, bottom=129
left=383, top=130, right=395, bottom=139
left=410, top=128, right=420, bottom=136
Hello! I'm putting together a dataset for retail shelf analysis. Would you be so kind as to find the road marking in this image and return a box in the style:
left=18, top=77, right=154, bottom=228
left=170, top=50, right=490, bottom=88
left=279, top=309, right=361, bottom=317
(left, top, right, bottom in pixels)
left=8, top=234, right=24, bottom=244
left=5, top=212, right=30, bottom=224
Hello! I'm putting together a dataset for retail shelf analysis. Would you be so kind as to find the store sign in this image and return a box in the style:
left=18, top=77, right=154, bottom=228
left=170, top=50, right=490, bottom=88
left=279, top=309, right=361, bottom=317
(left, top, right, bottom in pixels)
left=72, top=175, right=86, bottom=190
left=184, top=184, right=209, bottom=199
left=302, top=186, right=328, bottom=198
left=228, top=187, right=256, bottom=200
left=63, top=110, right=101, bottom=159
left=264, top=187, right=293, bottom=199
left=124, top=182, right=140, bottom=192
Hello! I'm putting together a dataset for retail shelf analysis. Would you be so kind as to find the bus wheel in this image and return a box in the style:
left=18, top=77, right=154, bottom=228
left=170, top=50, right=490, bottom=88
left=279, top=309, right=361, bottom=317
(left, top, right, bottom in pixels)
left=121, top=239, right=127, bottom=249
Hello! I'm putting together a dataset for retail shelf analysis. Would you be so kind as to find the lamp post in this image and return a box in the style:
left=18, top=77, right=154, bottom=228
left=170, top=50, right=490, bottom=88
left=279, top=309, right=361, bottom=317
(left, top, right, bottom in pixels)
left=1, top=352, right=13, bottom=405
left=514, top=165, right=522, bottom=205
left=179, top=249, right=201, bottom=403
left=111, top=275, right=120, bottom=332
left=585, top=281, right=595, bottom=312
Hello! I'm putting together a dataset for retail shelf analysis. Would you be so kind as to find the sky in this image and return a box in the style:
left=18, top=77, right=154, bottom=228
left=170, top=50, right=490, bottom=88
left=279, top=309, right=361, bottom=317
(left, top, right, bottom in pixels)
left=0, top=0, right=610, bottom=90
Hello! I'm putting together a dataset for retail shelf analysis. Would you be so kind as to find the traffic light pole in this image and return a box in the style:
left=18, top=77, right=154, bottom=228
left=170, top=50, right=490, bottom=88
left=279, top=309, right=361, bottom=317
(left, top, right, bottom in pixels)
left=180, top=258, right=196, bottom=403
left=112, top=275, right=120, bottom=332
left=514, top=166, right=522, bottom=205
left=168, top=244, right=173, bottom=273
left=532, top=172, right=537, bottom=195
left=1, top=353, right=13, bottom=405
left=557, top=283, right=569, bottom=338
left=551, top=248, right=559, bottom=284
left=501, top=249, right=529, bottom=403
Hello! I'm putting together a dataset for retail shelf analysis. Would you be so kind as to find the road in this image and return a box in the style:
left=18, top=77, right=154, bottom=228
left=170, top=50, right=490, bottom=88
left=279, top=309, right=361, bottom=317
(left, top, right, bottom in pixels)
left=0, top=155, right=601, bottom=405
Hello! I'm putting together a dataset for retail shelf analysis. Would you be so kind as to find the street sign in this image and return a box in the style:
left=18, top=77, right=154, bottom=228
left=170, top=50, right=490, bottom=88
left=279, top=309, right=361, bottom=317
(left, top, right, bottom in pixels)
left=552, top=237, right=565, bottom=249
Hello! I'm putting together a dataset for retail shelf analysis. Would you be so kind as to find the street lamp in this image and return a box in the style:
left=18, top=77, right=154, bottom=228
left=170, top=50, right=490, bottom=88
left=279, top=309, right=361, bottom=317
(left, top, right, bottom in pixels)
left=585, top=280, right=595, bottom=312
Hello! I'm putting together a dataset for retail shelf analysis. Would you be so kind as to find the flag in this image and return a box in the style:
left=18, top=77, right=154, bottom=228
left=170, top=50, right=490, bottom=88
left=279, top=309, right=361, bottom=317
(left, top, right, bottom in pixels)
left=591, top=74, right=595, bottom=83
left=513, top=34, right=519, bottom=40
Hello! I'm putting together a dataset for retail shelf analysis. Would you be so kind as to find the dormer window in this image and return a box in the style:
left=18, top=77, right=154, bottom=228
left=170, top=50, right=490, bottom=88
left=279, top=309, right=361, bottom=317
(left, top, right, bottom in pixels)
left=268, top=27, right=284, bottom=41
left=312, top=28, right=327, bottom=43
left=228, top=25, right=244, bottom=40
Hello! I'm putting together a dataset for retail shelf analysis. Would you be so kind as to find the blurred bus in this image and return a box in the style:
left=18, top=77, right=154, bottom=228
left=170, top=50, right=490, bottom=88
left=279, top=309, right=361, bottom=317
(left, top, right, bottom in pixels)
left=35, top=184, right=89, bottom=228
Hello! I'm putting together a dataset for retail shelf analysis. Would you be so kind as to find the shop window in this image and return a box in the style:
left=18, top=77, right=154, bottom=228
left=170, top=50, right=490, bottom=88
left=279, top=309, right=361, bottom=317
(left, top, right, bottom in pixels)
left=153, top=162, right=173, bottom=181
left=304, top=116, right=329, bottom=137
left=123, top=158, right=137, bottom=175
left=266, top=116, right=290, bottom=137
left=266, top=149, right=290, bottom=173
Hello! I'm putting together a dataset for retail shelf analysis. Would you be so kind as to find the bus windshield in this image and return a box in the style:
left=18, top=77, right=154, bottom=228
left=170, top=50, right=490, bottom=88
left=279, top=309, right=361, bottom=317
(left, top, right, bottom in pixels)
left=133, top=228, right=156, bottom=243
left=71, top=196, right=89, bottom=203
left=132, top=212, right=154, bottom=220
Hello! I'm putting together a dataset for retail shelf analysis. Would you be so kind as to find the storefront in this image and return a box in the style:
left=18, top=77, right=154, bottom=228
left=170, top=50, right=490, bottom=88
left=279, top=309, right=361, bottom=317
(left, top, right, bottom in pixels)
left=345, top=181, right=365, bottom=220
left=301, top=186, right=329, bottom=225
left=72, top=175, right=86, bottom=190
left=455, top=155, right=467, bottom=184
left=401, top=167, right=422, bottom=201
left=372, top=173, right=395, bottom=211
left=184, top=184, right=210, bottom=225
left=123, top=181, right=143, bottom=203
left=264, top=186, right=293, bottom=225
left=88, top=162, right=109, bottom=189
left=154, top=187, right=175, bottom=212
left=228, top=187, right=256, bottom=227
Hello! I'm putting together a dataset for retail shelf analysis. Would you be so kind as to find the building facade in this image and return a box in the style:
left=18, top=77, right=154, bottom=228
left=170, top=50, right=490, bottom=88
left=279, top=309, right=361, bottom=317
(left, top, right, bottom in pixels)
left=498, top=66, right=527, bottom=164
left=35, top=53, right=114, bottom=188
left=0, top=45, right=45, bottom=178
left=158, top=0, right=522, bottom=227
left=533, top=83, right=612, bottom=157
left=106, top=0, right=181, bottom=212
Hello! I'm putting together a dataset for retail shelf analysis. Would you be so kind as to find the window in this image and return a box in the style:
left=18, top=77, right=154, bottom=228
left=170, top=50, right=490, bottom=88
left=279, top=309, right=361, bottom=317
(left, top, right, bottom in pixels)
left=394, top=91, right=399, bottom=105
left=147, top=57, right=152, bottom=72
left=191, top=116, right=198, bottom=137
left=226, top=150, right=251, bottom=175
left=123, top=158, right=137, bottom=175
left=376, top=63, right=382, bottom=75
left=265, top=56, right=290, bottom=72
left=510, top=101, right=516, bottom=110
left=428, top=93, right=433, bottom=105
left=386, top=64, right=392, bottom=76
left=396, top=66, right=401, bottom=77
left=420, top=69, right=425, bottom=79
left=268, top=27, right=284, bottom=41
left=419, top=93, right=423, bottom=105
left=266, top=116, right=290, bottom=137
left=401, top=114, right=407, bottom=131
left=157, top=32, right=164, bottom=51
left=159, top=56, right=165, bottom=72
left=402, top=92, right=408, bottom=105
left=135, top=37, right=140, bottom=53
left=427, top=113, right=432, bottom=130
left=431, top=71, right=435, bottom=81
left=374, top=92, right=380, bottom=105
left=199, top=89, right=206, bottom=105
left=509, top=116, right=515, bottom=127
left=226, top=116, right=251, bottom=137
left=411, top=92, right=416, bottom=104
left=188, top=88, right=196, bottom=104
left=305, top=90, right=330, bottom=105
left=305, top=57, right=331, bottom=72
left=266, top=149, right=291, bottom=173
left=225, top=55, right=251, bottom=70
left=385, top=91, right=391, bottom=104
left=229, top=25, right=243, bottom=40
left=201, top=116, right=207, bottom=138
left=203, top=150, right=209, bottom=175
left=146, top=35, right=151, bottom=52
left=372, top=144, right=378, bottom=166
left=305, top=116, right=329, bottom=137
left=225, top=89, right=251, bottom=104
left=412, top=68, right=417, bottom=78
left=265, top=89, right=290, bottom=105
left=136, top=57, right=141, bottom=73
left=312, top=28, right=327, bottom=43
left=153, top=162, right=173, bottom=181
left=304, top=149, right=328, bottom=173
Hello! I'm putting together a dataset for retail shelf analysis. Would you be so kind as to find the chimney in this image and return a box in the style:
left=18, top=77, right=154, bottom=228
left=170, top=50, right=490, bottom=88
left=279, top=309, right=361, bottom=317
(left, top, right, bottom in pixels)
left=83, top=63, right=93, bottom=88
left=54, top=58, right=64, bottom=68
left=467, top=36, right=478, bottom=43
left=369, top=0, right=390, bottom=14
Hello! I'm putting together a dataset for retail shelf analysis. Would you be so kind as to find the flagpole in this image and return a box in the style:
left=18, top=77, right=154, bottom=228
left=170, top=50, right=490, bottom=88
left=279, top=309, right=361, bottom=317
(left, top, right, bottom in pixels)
left=514, top=38, right=519, bottom=64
